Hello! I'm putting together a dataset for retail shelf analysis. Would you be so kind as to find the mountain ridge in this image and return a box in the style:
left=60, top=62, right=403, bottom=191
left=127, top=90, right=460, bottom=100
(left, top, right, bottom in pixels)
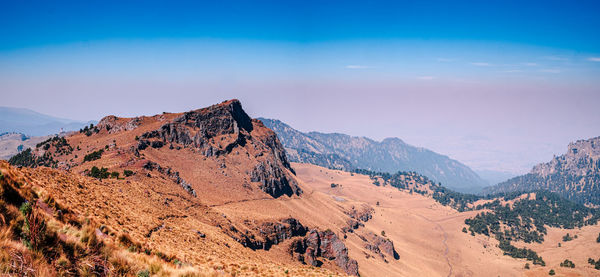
left=484, top=136, right=600, bottom=205
left=258, top=117, right=487, bottom=193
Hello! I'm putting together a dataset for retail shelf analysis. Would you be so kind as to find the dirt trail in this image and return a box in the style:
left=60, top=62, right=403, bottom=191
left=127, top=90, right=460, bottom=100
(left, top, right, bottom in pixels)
left=413, top=213, right=454, bottom=277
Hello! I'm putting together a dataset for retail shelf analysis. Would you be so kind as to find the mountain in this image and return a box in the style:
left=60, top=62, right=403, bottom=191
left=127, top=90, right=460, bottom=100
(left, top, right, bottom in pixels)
left=0, top=106, right=95, bottom=136
left=258, top=118, right=487, bottom=193
left=484, top=136, right=600, bottom=205
left=5, top=99, right=362, bottom=275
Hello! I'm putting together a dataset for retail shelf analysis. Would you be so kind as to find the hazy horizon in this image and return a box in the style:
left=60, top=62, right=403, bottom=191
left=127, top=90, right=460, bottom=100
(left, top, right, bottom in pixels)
left=2, top=1, right=599, bottom=175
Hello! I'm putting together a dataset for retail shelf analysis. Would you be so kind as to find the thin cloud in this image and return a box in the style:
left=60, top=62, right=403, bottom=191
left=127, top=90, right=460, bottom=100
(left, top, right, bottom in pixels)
left=539, top=69, right=561, bottom=73
left=543, top=56, right=569, bottom=61
left=345, top=65, right=372, bottom=69
left=437, top=58, right=456, bottom=62
left=588, top=57, right=600, bottom=62
left=470, top=62, right=492, bottom=66
left=417, top=76, right=435, bottom=80
left=521, top=62, right=538, bottom=66
left=500, top=70, right=523, bottom=73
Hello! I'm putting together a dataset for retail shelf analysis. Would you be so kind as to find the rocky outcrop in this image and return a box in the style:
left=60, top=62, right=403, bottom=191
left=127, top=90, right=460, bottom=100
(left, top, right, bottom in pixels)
left=138, top=100, right=253, bottom=157
left=251, top=160, right=301, bottom=197
left=97, top=115, right=142, bottom=134
left=143, top=161, right=196, bottom=197
left=363, top=232, right=399, bottom=260
left=344, top=205, right=373, bottom=223
left=225, top=218, right=307, bottom=250
left=135, top=100, right=302, bottom=198
left=289, top=229, right=359, bottom=276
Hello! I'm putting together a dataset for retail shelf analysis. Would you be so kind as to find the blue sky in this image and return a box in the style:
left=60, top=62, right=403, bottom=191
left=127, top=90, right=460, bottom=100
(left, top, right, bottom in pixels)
left=1, top=0, right=600, bottom=176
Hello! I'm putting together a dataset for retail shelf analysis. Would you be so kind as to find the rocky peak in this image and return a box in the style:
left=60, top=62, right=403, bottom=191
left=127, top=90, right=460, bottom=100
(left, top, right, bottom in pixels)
left=135, top=99, right=301, bottom=198
left=532, top=136, right=600, bottom=177
left=174, top=99, right=253, bottom=138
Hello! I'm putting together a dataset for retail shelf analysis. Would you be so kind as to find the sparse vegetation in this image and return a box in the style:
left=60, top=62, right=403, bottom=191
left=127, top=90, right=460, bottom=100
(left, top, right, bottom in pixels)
left=497, top=238, right=545, bottom=266
left=588, top=257, right=600, bottom=270
left=560, top=259, right=575, bottom=268
left=464, top=191, right=599, bottom=243
left=8, top=148, right=57, bottom=168
left=562, top=233, right=574, bottom=242
left=123, top=170, right=134, bottom=177
left=83, top=149, right=103, bottom=162
left=88, top=166, right=110, bottom=179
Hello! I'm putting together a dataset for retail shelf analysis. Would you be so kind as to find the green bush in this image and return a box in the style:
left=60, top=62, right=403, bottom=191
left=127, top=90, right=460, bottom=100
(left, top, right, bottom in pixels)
left=89, top=166, right=110, bottom=179
left=83, top=149, right=104, bottom=162
left=123, top=170, right=134, bottom=177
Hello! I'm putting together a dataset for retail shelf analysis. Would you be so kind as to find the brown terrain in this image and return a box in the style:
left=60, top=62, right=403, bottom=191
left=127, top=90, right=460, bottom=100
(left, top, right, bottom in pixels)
left=1, top=99, right=599, bottom=276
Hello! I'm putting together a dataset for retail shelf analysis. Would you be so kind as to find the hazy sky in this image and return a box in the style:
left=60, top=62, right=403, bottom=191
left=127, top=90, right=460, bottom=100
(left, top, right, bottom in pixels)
left=1, top=0, right=600, bottom=174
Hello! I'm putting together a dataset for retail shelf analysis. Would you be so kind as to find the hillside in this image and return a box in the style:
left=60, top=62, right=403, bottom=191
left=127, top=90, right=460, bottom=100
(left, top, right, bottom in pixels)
left=0, top=106, right=94, bottom=137
left=258, top=118, right=487, bottom=193
left=485, top=136, right=600, bottom=205
left=3, top=100, right=357, bottom=276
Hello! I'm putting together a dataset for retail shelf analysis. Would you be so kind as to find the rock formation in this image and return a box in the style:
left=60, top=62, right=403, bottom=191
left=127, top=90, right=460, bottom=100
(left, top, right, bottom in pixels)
left=289, top=229, right=359, bottom=276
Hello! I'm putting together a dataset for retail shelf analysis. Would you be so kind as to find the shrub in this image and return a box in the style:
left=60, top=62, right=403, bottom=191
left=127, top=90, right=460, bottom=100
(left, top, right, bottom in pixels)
left=20, top=202, right=47, bottom=250
left=549, top=269, right=555, bottom=275
left=111, top=172, right=120, bottom=179
left=83, top=149, right=103, bottom=162
left=123, top=170, right=134, bottom=177
left=88, top=166, right=110, bottom=179
left=560, top=259, right=575, bottom=268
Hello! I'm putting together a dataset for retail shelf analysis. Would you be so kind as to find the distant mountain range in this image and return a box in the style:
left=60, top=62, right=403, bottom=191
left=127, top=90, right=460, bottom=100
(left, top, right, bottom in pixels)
left=484, top=136, right=600, bottom=205
left=0, top=106, right=95, bottom=137
left=258, top=118, right=488, bottom=193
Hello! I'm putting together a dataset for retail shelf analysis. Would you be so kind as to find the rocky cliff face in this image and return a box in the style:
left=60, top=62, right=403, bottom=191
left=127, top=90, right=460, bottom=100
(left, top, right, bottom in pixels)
left=258, top=118, right=487, bottom=193
left=112, top=100, right=300, bottom=198
left=289, top=229, right=359, bottom=276
left=485, top=136, right=600, bottom=205
left=225, top=217, right=307, bottom=250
